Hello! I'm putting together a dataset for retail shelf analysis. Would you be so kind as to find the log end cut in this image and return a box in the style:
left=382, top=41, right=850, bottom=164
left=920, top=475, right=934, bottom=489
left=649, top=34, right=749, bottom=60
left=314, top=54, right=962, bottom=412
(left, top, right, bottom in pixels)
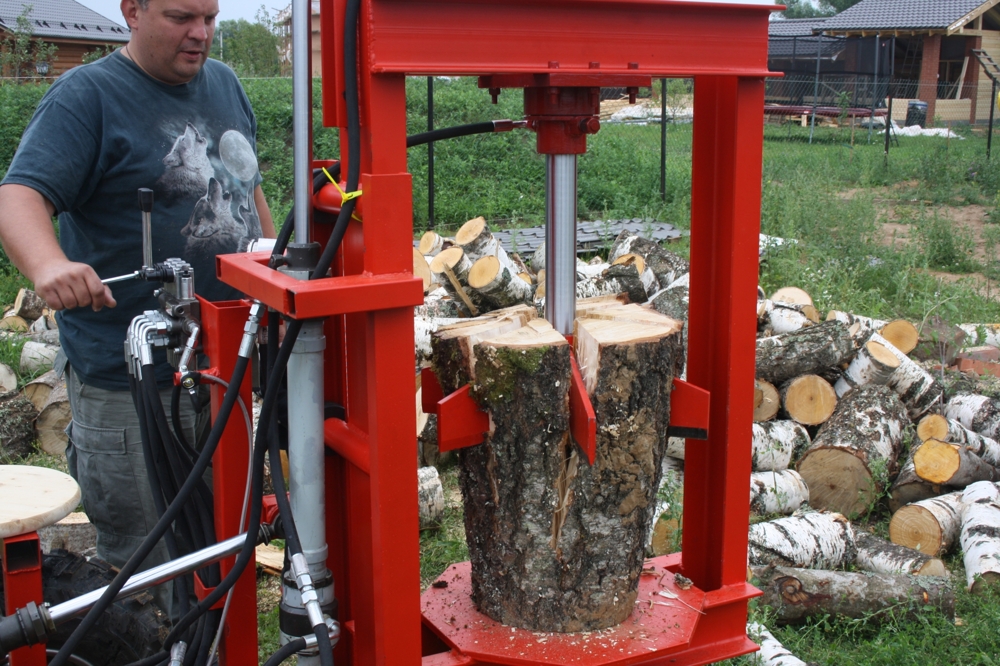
left=889, top=505, right=945, bottom=556
left=796, top=447, right=874, bottom=517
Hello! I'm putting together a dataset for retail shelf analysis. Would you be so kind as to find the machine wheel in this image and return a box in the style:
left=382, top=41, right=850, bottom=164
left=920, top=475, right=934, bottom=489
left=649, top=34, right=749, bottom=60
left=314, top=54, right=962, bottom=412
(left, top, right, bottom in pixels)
left=0, top=549, right=167, bottom=665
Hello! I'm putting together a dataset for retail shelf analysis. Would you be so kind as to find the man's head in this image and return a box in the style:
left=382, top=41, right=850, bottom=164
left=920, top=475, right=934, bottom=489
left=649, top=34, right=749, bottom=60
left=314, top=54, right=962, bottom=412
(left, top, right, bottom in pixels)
left=120, top=0, right=218, bottom=85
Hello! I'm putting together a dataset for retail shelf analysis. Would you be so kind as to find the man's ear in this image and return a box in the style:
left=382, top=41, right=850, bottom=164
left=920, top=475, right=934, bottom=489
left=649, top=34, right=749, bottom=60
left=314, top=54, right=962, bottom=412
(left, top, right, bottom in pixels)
left=120, top=0, right=140, bottom=30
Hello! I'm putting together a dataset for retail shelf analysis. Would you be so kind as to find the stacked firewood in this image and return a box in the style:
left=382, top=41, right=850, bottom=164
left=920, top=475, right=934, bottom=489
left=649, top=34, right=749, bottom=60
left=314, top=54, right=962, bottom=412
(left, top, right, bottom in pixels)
left=0, top=287, right=68, bottom=460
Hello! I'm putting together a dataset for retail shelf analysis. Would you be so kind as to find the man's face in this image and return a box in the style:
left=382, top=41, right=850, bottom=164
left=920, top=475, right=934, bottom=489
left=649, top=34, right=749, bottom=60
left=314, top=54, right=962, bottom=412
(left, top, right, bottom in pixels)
left=120, top=0, right=218, bottom=85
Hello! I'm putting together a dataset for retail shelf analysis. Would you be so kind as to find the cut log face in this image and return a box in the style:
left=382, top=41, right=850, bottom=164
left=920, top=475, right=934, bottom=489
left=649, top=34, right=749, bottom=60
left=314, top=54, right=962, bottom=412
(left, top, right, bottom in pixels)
left=455, top=216, right=512, bottom=270
left=610, top=253, right=659, bottom=297
left=747, top=623, right=808, bottom=666
left=854, top=531, right=948, bottom=577
left=796, top=385, right=907, bottom=517
left=913, top=439, right=998, bottom=487
left=834, top=339, right=900, bottom=398
left=748, top=511, right=855, bottom=568
left=413, top=248, right=433, bottom=293
left=418, top=230, right=447, bottom=256
left=770, top=287, right=813, bottom=307
left=755, top=320, right=855, bottom=386
left=0, top=390, right=39, bottom=460
left=754, top=380, right=780, bottom=423
left=917, top=414, right=1000, bottom=466
left=879, top=319, right=920, bottom=355
left=869, top=333, right=943, bottom=419
left=431, top=306, right=536, bottom=392
left=0, top=315, right=28, bottom=332
left=754, top=566, right=954, bottom=624
left=23, top=369, right=60, bottom=412
left=960, top=481, right=1000, bottom=593
left=751, top=420, right=810, bottom=471
left=944, top=393, right=1000, bottom=441
left=889, top=491, right=964, bottom=556
left=36, top=383, right=70, bottom=456
left=467, top=255, right=535, bottom=309
left=780, top=374, right=836, bottom=426
left=749, top=470, right=810, bottom=516
left=452, top=314, right=685, bottom=632
left=889, top=454, right=944, bottom=514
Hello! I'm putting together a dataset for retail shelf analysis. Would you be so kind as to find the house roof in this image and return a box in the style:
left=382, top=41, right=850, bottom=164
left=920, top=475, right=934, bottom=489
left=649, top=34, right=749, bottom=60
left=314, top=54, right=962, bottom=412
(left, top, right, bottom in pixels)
left=819, top=0, right=989, bottom=34
left=0, top=0, right=129, bottom=43
left=768, top=17, right=829, bottom=37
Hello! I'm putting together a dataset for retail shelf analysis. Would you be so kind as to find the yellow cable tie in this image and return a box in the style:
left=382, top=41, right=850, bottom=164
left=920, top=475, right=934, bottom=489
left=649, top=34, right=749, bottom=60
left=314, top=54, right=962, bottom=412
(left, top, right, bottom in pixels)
left=321, top=166, right=363, bottom=221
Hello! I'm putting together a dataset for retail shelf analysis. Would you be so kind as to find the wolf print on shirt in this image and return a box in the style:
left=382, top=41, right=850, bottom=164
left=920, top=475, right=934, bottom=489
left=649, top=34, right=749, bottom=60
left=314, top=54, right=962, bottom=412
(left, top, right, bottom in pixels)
left=180, top=177, right=248, bottom=264
left=157, top=123, right=213, bottom=199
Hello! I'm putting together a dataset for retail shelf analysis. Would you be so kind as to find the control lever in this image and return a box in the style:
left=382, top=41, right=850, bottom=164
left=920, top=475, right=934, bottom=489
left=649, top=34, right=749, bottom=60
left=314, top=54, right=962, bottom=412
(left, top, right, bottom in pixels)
left=101, top=188, right=156, bottom=285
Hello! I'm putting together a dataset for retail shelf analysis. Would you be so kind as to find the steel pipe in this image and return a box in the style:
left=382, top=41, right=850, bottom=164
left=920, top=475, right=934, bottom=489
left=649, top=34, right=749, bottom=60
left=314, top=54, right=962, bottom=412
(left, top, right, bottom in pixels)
left=292, top=0, right=313, bottom=243
left=545, top=154, right=578, bottom=336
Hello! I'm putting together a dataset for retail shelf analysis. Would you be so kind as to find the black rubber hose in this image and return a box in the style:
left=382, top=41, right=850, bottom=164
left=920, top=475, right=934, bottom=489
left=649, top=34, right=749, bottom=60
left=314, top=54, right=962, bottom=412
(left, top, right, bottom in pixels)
left=263, top=638, right=307, bottom=666
left=49, top=354, right=252, bottom=666
left=406, top=121, right=497, bottom=147
left=170, top=383, right=201, bottom=465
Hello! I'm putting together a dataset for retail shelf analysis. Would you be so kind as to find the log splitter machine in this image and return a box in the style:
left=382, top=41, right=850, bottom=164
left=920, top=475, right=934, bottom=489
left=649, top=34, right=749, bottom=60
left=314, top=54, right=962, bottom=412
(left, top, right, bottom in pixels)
left=0, top=0, right=778, bottom=664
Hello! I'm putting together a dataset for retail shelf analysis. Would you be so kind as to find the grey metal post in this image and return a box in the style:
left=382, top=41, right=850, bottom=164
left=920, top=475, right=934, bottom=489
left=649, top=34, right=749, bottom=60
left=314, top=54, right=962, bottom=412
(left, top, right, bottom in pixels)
left=989, top=79, right=997, bottom=159
left=809, top=35, right=821, bottom=144
left=660, top=79, right=667, bottom=201
left=292, top=0, right=313, bottom=244
left=869, top=33, right=880, bottom=144
left=545, top=154, right=578, bottom=336
left=428, top=76, right=435, bottom=229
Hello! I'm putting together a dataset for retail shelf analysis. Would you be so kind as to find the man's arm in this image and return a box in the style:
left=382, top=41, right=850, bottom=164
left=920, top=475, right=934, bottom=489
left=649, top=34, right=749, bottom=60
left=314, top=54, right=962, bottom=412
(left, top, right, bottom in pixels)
left=255, top=185, right=276, bottom=239
left=0, top=184, right=116, bottom=311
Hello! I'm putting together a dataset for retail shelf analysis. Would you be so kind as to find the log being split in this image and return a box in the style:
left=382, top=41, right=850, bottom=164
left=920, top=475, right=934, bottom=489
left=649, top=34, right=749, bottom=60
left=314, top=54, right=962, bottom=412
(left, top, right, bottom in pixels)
left=449, top=311, right=685, bottom=632
left=889, top=491, right=963, bottom=556
left=755, top=320, right=855, bottom=386
left=854, top=531, right=948, bottom=576
left=869, top=332, right=943, bottom=420
left=944, top=393, right=1000, bottom=441
left=754, top=565, right=954, bottom=624
left=754, top=380, right=780, bottom=422
left=917, top=414, right=1000, bottom=466
left=913, top=439, right=998, bottom=487
left=889, top=453, right=944, bottom=514
left=780, top=374, right=836, bottom=426
left=834, top=338, right=900, bottom=398
left=960, top=480, right=1000, bottom=592
left=796, top=385, right=907, bottom=517
left=747, top=511, right=855, bottom=568
left=746, top=623, right=807, bottom=666
left=608, top=231, right=689, bottom=288
left=468, top=256, right=535, bottom=309
left=749, top=470, right=810, bottom=516
left=751, top=420, right=811, bottom=471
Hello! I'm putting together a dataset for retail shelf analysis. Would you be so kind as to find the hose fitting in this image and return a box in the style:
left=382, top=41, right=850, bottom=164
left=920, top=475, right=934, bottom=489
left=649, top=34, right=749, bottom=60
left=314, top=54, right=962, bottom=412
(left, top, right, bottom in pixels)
left=168, top=640, right=187, bottom=666
left=239, top=302, right=264, bottom=359
left=291, top=552, right=326, bottom=629
left=0, top=602, right=55, bottom=656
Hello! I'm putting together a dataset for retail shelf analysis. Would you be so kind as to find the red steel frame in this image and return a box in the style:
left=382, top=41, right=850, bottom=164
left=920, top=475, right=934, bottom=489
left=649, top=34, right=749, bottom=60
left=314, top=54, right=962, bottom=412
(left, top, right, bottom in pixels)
left=214, top=0, right=776, bottom=664
left=3, top=533, right=45, bottom=666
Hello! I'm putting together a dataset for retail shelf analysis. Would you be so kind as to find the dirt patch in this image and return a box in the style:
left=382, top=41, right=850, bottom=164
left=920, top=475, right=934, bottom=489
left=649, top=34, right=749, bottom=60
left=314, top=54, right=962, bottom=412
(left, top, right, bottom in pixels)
left=874, top=200, right=993, bottom=260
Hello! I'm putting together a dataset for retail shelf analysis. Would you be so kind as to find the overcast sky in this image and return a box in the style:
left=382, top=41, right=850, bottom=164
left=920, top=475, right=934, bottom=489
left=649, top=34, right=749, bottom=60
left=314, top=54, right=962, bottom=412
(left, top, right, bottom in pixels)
left=76, top=0, right=776, bottom=32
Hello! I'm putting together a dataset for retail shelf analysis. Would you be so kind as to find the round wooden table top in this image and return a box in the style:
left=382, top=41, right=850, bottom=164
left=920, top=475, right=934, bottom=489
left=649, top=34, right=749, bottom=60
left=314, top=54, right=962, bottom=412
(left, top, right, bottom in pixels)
left=0, top=465, right=81, bottom=539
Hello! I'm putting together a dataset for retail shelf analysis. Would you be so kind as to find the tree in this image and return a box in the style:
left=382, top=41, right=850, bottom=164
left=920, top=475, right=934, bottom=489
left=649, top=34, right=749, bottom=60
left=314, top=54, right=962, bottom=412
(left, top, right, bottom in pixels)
left=781, top=0, right=834, bottom=18
left=0, top=5, right=57, bottom=79
left=210, top=6, right=281, bottom=78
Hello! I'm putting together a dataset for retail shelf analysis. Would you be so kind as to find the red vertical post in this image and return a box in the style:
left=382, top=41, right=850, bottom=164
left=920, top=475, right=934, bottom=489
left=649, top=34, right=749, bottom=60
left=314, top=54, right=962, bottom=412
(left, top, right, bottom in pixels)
left=198, top=298, right=257, bottom=666
left=682, top=76, right=764, bottom=594
left=2, top=533, right=45, bottom=666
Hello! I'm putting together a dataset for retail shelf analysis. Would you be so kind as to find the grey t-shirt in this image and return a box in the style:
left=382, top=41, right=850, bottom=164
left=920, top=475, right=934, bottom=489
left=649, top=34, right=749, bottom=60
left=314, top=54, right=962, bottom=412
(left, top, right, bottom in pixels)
left=3, top=53, right=262, bottom=390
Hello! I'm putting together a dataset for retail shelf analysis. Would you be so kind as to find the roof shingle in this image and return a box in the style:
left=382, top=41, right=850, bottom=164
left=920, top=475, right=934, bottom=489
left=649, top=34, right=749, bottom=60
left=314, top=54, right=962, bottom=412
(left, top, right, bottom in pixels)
left=0, top=0, right=128, bottom=43
left=819, top=0, right=986, bottom=32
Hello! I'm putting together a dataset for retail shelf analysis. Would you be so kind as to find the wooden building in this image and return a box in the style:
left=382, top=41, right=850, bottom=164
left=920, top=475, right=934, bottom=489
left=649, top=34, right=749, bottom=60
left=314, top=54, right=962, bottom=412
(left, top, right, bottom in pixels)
left=0, top=0, right=129, bottom=78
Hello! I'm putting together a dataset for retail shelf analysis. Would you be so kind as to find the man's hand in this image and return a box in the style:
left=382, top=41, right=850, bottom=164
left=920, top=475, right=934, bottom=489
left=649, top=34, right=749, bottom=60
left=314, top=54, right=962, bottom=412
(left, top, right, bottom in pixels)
left=33, top=259, right=116, bottom=311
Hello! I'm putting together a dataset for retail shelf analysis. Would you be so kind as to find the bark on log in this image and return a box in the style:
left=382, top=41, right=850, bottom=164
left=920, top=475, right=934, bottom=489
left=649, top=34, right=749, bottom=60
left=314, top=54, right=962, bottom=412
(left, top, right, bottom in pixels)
left=418, top=230, right=450, bottom=256
left=417, top=288, right=469, bottom=319
left=749, top=470, right=810, bottom=516
left=610, top=253, right=660, bottom=297
left=648, top=273, right=689, bottom=322
left=20, top=341, right=60, bottom=375
left=751, top=420, right=811, bottom=471
left=0, top=363, right=16, bottom=394
left=455, top=216, right=513, bottom=269
left=36, top=383, right=70, bottom=456
left=868, top=333, right=943, bottom=419
left=0, top=390, right=38, bottom=459
left=417, top=465, right=445, bottom=529
left=834, top=338, right=900, bottom=398
left=413, top=247, right=433, bottom=293
left=608, top=231, right=689, bottom=288
left=468, top=255, right=535, bottom=309
left=889, top=490, right=963, bottom=556
left=960, top=480, right=1000, bottom=593
left=755, top=320, right=855, bottom=386
left=854, top=531, right=948, bottom=576
left=13, top=288, right=46, bottom=322
left=826, top=311, right=919, bottom=353
left=748, top=511, right=855, bottom=568
left=889, top=454, right=944, bottom=514
left=23, top=369, right=60, bottom=412
left=917, top=414, right=1000, bottom=466
left=754, top=566, right=954, bottom=624
left=747, top=623, right=807, bottom=666
left=913, top=438, right=998, bottom=487
left=28, top=315, right=50, bottom=336
left=780, top=375, right=836, bottom=426
left=757, top=300, right=820, bottom=335
left=796, top=385, right=907, bottom=517
left=944, top=393, right=1000, bottom=441
left=754, top=380, right=781, bottom=422
left=574, top=263, right=648, bottom=305
left=450, top=313, right=685, bottom=632
left=415, top=315, right=464, bottom=370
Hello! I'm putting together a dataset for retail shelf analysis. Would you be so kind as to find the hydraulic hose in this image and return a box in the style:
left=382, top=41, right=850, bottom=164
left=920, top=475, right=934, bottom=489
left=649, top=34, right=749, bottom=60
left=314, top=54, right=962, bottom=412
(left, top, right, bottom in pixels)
left=262, top=638, right=307, bottom=666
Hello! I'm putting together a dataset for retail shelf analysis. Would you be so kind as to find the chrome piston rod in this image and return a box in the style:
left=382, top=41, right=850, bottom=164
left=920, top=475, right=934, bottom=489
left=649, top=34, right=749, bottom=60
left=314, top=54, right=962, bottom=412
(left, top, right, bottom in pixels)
left=545, top=154, right=578, bottom=336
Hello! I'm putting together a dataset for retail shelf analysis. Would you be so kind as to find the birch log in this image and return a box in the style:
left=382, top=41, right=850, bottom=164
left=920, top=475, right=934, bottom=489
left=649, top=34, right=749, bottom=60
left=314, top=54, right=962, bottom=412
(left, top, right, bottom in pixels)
left=413, top=248, right=433, bottom=293
left=770, top=287, right=813, bottom=306
left=889, top=491, right=964, bottom=555
left=415, top=315, right=464, bottom=369
left=751, top=420, right=811, bottom=471
left=755, top=320, right=855, bottom=386
left=958, top=323, right=1000, bottom=348
left=944, top=393, right=1000, bottom=441
left=649, top=273, right=689, bottom=322
left=454, top=216, right=513, bottom=268
left=747, top=623, right=807, bottom=666
left=23, top=369, right=61, bottom=411
left=869, top=332, right=943, bottom=419
left=755, top=566, right=954, bottom=624
left=960, top=480, right=1000, bottom=592
left=854, top=531, right=948, bottom=576
left=796, top=385, right=907, bottom=517
left=889, top=454, right=944, bottom=514
left=780, top=375, right=837, bottom=426
left=834, top=338, right=900, bottom=397
left=417, top=466, right=445, bottom=529
left=20, top=341, right=60, bottom=375
left=918, top=415, right=1000, bottom=467
left=912, top=439, right=998, bottom=487
left=416, top=288, right=467, bottom=319
left=0, top=363, right=16, bottom=394
left=749, top=470, right=810, bottom=516
left=467, top=256, right=535, bottom=309
left=758, top=299, right=820, bottom=335
left=747, top=511, right=855, bottom=568
left=574, top=263, right=648, bottom=304
left=418, top=230, right=449, bottom=256
left=13, top=288, right=45, bottom=322
left=754, top=380, right=781, bottom=422
left=608, top=232, right=689, bottom=288
left=35, top=383, right=70, bottom=456
left=827, top=311, right=919, bottom=353
left=429, top=247, right=478, bottom=312
left=0, top=390, right=39, bottom=459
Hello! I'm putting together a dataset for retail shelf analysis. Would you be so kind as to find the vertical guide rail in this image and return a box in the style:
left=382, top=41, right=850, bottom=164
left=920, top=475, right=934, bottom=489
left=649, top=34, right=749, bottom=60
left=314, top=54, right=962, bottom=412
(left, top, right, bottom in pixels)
left=682, top=74, right=762, bottom=599
left=545, top=154, right=579, bottom=336
left=661, top=78, right=667, bottom=200
left=292, top=0, right=313, bottom=243
left=427, top=76, right=435, bottom=229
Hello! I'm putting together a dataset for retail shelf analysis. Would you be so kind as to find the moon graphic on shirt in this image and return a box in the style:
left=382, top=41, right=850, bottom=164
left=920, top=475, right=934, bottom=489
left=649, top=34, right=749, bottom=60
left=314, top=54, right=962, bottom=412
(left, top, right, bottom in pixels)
left=219, top=130, right=258, bottom=182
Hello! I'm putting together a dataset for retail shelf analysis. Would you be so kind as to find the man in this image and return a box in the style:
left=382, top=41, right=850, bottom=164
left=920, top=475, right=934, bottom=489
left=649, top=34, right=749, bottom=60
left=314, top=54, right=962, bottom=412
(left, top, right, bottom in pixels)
left=0, top=0, right=275, bottom=612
